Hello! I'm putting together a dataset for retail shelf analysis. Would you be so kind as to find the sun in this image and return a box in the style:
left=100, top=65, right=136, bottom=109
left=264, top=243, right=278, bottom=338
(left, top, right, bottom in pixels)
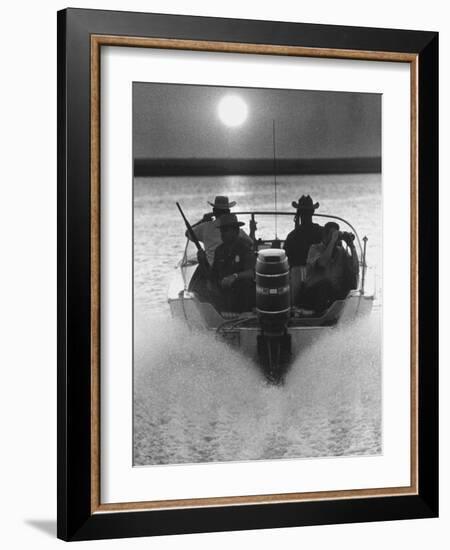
left=217, top=95, right=248, bottom=127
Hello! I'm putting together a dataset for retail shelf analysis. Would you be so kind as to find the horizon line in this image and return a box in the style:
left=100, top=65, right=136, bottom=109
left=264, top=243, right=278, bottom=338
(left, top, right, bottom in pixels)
left=134, top=156, right=381, bottom=177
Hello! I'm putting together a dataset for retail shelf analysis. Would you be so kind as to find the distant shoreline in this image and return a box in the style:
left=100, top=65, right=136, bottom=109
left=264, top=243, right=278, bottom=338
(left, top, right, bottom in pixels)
left=134, top=157, right=381, bottom=177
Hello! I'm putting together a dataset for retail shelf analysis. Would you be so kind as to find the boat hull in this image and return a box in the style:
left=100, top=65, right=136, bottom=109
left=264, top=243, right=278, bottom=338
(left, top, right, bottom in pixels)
left=167, top=226, right=375, bottom=380
left=169, top=289, right=373, bottom=376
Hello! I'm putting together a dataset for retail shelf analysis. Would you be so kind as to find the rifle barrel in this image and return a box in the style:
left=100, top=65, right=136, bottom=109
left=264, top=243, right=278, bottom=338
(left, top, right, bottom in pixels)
left=176, top=202, right=209, bottom=267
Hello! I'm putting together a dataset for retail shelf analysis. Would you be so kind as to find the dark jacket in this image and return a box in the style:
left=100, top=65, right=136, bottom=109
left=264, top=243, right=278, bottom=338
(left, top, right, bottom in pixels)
left=284, top=223, right=323, bottom=267
left=211, top=238, right=255, bottom=312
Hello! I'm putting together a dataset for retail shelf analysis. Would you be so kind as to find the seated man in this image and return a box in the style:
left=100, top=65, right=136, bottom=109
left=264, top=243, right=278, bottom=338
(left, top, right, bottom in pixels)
left=299, top=221, right=359, bottom=312
left=186, top=195, right=252, bottom=266
left=284, top=195, right=323, bottom=304
left=209, top=214, right=256, bottom=313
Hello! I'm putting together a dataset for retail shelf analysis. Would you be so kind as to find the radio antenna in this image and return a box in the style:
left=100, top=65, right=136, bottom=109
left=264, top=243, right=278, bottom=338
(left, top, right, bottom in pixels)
left=272, top=119, right=278, bottom=239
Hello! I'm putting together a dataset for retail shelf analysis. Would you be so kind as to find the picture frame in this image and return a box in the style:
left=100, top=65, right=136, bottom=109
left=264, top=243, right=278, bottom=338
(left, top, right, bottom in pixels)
left=57, top=7, right=438, bottom=541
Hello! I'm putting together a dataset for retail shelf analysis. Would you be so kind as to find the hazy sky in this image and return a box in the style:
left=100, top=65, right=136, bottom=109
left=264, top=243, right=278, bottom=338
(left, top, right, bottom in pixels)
left=133, top=82, right=381, bottom=160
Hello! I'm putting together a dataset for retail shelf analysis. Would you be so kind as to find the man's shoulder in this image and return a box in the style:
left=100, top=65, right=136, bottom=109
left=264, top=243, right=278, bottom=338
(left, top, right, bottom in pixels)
left=286, top=223, right=322, bottom=235
left=196, top=220, right=215, bottom=231
left=193, top=221, right=206, bottom=237
left=284, top=228, right=297, bottom=241
left=310, top=223, right=324, bottom=234
left=286, top=226, right=297, bottom=236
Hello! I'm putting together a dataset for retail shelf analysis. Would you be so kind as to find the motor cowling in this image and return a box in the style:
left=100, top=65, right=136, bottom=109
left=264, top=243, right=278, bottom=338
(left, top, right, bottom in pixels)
left=255, top=249, right=290, bottom=335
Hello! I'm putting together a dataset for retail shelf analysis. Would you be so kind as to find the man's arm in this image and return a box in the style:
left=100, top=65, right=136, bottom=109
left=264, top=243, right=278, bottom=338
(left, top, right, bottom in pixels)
left=220, top=246, right=255, bottom=288
left=239, top=228, right=254, bottom=249
left=185, top=221, right=205, bottom=242
left=209, top=247, right=220, bottom=283
left=234, top=260, right=255, bottom=282
left=305, top=244, right=322, bottom=280
left=283, top=231, right=292, bottom=257
left=315, top=230, right=339, bottom=268
left=238, top=244, right=256, bottom=281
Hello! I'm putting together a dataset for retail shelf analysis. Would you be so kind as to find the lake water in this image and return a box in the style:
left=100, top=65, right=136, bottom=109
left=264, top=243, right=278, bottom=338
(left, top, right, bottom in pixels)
left=133, top=173, right=382, bottom=465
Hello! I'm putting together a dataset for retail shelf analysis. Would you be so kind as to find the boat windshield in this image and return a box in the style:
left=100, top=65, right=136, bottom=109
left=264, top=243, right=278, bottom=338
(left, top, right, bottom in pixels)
left=236, top=211, right=364, bottom=257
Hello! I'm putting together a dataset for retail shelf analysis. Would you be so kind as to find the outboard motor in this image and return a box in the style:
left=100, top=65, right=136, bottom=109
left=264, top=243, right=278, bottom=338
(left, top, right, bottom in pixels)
left=255, top=249, right=291, bottom=382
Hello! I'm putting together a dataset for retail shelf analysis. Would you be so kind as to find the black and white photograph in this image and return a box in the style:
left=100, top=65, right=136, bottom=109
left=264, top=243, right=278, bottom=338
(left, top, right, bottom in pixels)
left=1, top=0, right=441, bottom=545
left=133, top=82, right=382, bottom=466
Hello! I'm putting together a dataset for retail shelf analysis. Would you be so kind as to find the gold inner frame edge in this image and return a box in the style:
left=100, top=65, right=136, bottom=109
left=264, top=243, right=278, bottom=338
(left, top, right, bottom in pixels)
left=89, top=34, right=419, bottom=514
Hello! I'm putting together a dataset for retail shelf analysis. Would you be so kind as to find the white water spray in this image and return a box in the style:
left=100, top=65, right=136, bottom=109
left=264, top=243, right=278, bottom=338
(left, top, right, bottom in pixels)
left=134, top=312, right=381, bottom=465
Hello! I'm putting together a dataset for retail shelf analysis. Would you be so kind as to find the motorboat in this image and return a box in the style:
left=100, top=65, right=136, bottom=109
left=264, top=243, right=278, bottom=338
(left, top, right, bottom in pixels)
left=168, top=211, right=375, bottom=382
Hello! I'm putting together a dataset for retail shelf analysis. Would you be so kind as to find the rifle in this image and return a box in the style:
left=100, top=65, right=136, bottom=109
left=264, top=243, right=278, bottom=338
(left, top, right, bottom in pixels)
left=176, top=202, right=210, bottom=269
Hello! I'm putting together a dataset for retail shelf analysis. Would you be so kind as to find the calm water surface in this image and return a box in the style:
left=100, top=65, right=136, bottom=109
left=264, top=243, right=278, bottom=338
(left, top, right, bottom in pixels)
left=133, top=174, right=382, bottom=465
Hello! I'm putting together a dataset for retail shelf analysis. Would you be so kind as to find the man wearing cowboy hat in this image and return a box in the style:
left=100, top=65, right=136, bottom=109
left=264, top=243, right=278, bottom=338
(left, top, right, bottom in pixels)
left=186, top=195, right=252, bottom=265
left=209, top=213, right=255, bottom=313
left=283, top=195, right=324, bottom=305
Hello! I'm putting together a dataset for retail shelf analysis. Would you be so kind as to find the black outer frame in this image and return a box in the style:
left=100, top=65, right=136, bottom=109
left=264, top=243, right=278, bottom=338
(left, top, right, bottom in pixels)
left=57, top=8, right=438, bottom=542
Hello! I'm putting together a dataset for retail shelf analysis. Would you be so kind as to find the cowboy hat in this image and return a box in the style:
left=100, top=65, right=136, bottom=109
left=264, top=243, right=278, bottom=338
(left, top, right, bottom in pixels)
left=291, top=195, right=319, bottom=211
left=214, top=213, right=245, bottom=228
left=207, top=195, right=236, bottom=209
